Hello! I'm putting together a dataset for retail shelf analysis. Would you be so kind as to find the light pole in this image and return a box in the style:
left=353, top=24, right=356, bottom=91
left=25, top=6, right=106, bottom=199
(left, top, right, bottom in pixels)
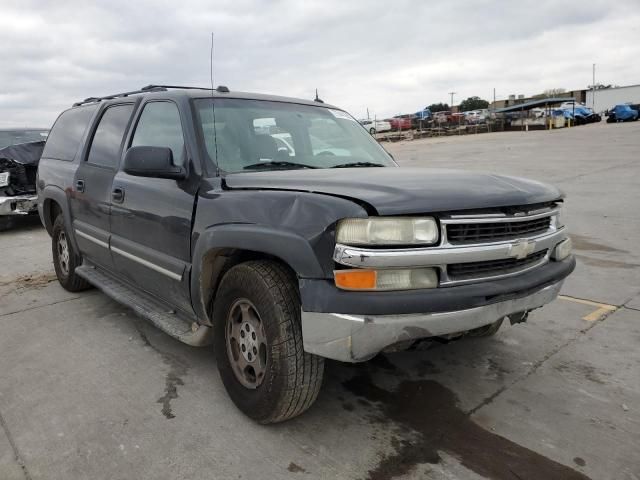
left=449, top=91, right=456, bottom=110
left=592, top=63, right=596, bottom=110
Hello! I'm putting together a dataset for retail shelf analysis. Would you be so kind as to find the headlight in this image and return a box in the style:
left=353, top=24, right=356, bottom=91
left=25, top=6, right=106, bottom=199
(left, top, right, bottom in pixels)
left=336, top=217, right=439, bottom=246
left=0, top=172, right=9, bottom=187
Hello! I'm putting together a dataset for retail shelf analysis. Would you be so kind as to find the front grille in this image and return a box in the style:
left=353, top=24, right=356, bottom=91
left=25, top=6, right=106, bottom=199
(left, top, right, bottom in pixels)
left=447, top=249, right=548, bottom=281
left=446, top=217, right=551, bottom=244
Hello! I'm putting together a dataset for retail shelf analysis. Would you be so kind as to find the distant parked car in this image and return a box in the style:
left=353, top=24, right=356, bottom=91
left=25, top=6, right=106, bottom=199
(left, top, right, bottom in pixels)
left=606, top=104, right=638, bottom=123
left=359, top=119, right=392, bottom=135
left=433, top=111, right=451, bottom=123
left=560, top=104, right=600, bottom=125
left=0, top=128, right=49, bottom=230
left=387, top=116, right=413, bottom=131
left=414, top=107, right=432, bottom=121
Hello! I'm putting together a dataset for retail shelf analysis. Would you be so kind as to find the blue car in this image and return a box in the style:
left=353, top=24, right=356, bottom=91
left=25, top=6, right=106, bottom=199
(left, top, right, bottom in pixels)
left=414, top=107, right=432, bottom=121
left=606, top=104, right=639, bottom=123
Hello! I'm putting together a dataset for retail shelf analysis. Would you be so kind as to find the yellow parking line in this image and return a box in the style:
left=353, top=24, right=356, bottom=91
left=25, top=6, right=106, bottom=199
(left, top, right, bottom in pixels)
left=558, top=295, right=618, bottom=322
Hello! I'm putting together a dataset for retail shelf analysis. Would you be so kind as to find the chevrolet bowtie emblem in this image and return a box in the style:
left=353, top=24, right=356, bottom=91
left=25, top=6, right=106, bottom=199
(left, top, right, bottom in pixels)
left=509, top=239, right=536, bottom=259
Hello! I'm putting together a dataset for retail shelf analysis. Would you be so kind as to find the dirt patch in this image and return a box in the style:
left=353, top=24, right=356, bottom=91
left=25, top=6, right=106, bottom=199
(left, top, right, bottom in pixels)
left=571, top=234, right=627, bottom=254
left=0, top=272, right=57, bottom=290
left=343, top=374, right=590, bottom=480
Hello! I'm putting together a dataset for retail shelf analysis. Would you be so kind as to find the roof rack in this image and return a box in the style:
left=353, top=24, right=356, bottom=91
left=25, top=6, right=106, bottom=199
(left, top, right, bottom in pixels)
left=143, top=84, right=230, bottom=93
left=72, top=84, right=230, bottom=107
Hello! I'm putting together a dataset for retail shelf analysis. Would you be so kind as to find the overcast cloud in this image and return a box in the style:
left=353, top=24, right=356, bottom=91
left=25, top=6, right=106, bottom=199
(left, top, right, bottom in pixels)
left=1, top=0, right=640, bottom=127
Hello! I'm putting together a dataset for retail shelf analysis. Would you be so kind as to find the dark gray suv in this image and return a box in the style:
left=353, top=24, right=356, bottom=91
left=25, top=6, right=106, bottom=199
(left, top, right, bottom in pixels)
left=37, top=85, right=575, bottom=423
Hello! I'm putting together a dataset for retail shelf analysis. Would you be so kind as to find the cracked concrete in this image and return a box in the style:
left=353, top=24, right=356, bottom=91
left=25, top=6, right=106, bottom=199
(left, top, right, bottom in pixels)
left=0, top=121, right=639, bottom=479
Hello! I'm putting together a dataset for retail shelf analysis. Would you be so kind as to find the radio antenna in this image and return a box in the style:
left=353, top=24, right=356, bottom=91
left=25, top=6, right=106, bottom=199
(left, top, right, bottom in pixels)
left=210, top=32, right=215, bottom=91
left=209, top=32, right=219, bottom=175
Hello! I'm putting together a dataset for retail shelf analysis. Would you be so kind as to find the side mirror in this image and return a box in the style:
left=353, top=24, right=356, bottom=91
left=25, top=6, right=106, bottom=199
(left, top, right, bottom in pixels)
left=123, top=146, right=186, bottom=180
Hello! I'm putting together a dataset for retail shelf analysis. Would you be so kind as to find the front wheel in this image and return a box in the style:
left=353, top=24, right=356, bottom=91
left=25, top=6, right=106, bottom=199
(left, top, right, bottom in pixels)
left=52, top=215, right=91, bottom=291
left=369, top=127, right=376, bottom=135
left=213, top=260, right=324, bottom=424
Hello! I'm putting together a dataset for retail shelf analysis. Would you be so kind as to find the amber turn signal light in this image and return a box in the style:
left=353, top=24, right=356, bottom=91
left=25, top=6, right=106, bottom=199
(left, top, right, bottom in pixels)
left=334, top=270, right=377, bottom=290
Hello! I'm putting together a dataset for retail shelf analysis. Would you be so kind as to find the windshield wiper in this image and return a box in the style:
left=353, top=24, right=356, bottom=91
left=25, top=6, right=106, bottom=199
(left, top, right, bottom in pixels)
left=243, top=161, right=318, bottom=170
left=331, top=162, right=386, bottom=168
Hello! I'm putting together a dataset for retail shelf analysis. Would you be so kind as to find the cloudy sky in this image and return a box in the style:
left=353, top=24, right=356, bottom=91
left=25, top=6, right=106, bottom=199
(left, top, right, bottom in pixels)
left=2, top=0, right=640, bottom=127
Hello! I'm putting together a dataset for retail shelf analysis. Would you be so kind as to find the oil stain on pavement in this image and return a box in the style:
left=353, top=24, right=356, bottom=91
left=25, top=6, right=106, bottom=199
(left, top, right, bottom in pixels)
left=570, top=234, right=627, bottom=254
left=343, top=373, right=590, bottom=480
left=135, top=323, right=189, bottom=419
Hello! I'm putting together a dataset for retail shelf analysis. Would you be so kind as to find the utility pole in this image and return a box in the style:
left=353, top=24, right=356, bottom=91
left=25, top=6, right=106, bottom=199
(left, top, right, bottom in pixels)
left=448, top=91, right=456, bottom=110
left=592, top=63, right=596, bottom=110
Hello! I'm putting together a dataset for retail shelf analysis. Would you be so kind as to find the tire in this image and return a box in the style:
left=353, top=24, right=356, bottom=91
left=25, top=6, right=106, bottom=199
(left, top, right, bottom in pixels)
left=466, top=318, right=503, bottom=337
left=0, top=217, right=14, bottom=232
left=606, top=116, right=615, bottom=123
left=52, top=214, right=91, bottom=292
left=369, top=127, right=376, bottom=135
left=213, top=260, right=324, bottom=424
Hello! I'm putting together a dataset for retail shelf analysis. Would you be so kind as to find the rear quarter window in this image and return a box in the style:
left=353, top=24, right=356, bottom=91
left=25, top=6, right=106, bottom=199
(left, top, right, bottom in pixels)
left=42, top=105, right=98, bottom=161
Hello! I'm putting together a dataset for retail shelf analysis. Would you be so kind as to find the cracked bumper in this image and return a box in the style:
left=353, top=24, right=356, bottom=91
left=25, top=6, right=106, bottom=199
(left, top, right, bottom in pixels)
left=301, top=280, right=563, bottom=362
left=0, top=194, right=38, bottom=216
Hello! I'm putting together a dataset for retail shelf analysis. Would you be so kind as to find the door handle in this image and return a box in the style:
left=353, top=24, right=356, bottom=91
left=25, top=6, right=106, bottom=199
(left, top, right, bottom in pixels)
left=75, top=179, right=85, bottom=192
left=112, top=187, right=125, bottom=203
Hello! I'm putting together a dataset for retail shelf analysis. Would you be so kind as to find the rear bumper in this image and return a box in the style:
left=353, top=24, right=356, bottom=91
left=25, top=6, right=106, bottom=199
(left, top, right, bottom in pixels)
left=0, top=194, right=38, bottom=216
left=302, top=280, right=563, bottom=362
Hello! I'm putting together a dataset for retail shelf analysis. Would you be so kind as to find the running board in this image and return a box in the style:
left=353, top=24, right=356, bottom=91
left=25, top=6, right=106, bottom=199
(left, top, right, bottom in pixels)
left=76, top=265, right=213, bottom=346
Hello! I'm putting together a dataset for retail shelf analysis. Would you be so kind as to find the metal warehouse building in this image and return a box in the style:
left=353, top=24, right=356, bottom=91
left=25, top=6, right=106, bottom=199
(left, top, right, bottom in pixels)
left=587, top=84, right=640, bottom=113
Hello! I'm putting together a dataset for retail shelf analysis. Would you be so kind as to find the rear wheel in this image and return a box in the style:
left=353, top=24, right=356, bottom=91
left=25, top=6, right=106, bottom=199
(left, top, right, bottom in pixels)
left=52, top=215, right=91, bottom=291
left=369, top=127, right=376, bottom=135
left=213, top=260, right=324, bottom=424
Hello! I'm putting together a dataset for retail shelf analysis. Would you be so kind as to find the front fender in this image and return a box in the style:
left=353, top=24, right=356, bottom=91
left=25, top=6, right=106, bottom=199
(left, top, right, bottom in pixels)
left=190, top=223, right=327, bottom=324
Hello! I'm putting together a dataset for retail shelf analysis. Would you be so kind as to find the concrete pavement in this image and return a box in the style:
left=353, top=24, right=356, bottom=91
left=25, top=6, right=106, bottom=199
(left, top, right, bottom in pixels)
left=1, top=121, right=639, bottom=479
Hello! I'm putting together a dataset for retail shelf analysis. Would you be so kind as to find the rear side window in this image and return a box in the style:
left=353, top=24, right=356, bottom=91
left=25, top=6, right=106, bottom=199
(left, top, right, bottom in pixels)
left=87, top=104, right=134, bottom=168
left=42, top=105, right=97, bottom=161
left=130, top=102, right=185, bottom=165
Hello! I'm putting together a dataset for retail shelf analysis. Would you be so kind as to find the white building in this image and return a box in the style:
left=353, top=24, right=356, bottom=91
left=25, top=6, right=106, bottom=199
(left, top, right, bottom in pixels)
left=586, top=84, right=640, bottom=113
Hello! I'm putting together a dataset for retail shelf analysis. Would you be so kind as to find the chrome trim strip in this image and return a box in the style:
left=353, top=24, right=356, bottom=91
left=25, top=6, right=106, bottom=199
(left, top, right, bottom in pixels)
left=441, top=209, right=559, bottom=224
left=333, top=228, right=566, bottom=269
left=111, top=246, right=183, bottom=281
left=75, top=229, right=109, bottom=249
left=446, top=206, right=555, bottom=220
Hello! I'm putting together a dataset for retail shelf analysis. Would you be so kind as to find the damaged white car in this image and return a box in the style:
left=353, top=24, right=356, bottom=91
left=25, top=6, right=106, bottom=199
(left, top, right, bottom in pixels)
left=0, top=128, right=49, bottom=230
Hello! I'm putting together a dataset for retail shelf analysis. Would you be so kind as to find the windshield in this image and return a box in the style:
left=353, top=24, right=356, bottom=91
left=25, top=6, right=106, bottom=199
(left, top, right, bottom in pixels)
left=0, top=130, right=49, bottom=149
left=195, top=98, right=395, bottom=172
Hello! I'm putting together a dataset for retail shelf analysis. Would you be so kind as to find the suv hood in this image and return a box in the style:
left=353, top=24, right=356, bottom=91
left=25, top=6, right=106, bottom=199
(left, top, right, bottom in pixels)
left=223, top=167, right=563, bottom=215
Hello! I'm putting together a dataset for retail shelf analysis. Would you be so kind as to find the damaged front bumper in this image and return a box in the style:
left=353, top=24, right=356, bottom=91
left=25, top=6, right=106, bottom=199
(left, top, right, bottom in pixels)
left=0, top=194, right=38, bottom=216
left=301, top=280, right=563, bottom=362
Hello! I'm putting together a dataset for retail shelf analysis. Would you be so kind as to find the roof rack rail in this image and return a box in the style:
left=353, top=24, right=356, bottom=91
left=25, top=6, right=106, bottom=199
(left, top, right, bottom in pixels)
left=73, top=84, right=231, bottom=107
left=72, top=86, right=167, bottom=107
left=143, top=84, right=230, bottom=93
